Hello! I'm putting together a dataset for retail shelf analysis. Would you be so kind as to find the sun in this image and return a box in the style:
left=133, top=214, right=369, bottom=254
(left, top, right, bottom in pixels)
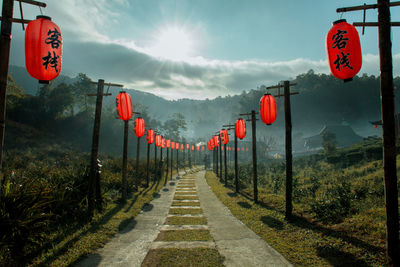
left=150, top=26, right=194, bottom=61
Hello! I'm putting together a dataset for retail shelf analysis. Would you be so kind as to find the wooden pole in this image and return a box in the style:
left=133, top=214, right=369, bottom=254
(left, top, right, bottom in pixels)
left=224, top=143, right=227, bottom=186
left=166, top=147, right=169, bottom=181
left=251, top=110, right=258, bottom=203
left=176, top=148, right=179, bottom=176
left=154, top=143, right=157, bottom=183
left=135, top=136, right=141, bottom=189
left=284, top=81, right=293, bottom=220
left=170, top=146, right=173, bottom=180
left=0, top=0, right=14, bottom=174
left=377, top=1, right=399, bottom=264
left=160, top=146, right=163, bottom=182
left=87, top=79, right=104, bottom=218
left=146, top=142, right=150, bottom=187
left=234, top=132, right=239, bottom=193
left=122, top=120, right=129, bottom=201
left=219, top=142, right=222, bottom=178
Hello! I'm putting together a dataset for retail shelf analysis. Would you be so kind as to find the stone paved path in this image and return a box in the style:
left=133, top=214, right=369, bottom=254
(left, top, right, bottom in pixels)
left=196, top=170, right=292, bottom=267
left=77, top=169, right=292, bottom=266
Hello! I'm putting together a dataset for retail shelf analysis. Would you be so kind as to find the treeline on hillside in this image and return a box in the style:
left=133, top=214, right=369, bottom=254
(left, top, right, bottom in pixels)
left=5, top=74, right=188, bottom=155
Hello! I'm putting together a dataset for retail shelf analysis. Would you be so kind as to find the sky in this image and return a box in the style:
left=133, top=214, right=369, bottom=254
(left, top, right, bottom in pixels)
left=8, top=0, right=400, bottom=100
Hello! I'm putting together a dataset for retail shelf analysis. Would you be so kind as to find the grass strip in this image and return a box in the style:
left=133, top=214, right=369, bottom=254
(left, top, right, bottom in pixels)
left=32, top=180, right=166, bottom=267
left=172, top=201, right=200, bottom=207
left=205, top=171, right=387, bottom=266
left=169, top=208, right=203, bottom=215
left=155, top=229, right=212, bottom=241
left=174, top=195, right=198, bottom=200
left=141, top=248, right=224, bottom=267
left=165, top=216, right=207, bottom=225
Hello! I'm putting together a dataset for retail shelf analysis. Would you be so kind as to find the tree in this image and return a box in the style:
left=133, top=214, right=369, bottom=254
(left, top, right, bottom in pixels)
left=71, top=73, right=96, bottom=113
left=163, top=113, right=187, bottom=140
left=322, top=131, right=337, bottom=156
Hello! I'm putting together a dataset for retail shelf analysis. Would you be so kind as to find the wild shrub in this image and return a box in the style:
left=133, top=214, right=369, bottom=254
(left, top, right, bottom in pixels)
left=310, top=177, right=356, bottom=224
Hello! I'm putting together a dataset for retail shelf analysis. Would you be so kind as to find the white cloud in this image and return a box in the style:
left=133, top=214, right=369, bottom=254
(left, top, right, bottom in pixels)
left=11, top=1, right=397, bottom=100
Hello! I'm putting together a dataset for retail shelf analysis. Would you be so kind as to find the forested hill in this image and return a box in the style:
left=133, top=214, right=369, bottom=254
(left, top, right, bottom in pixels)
left=7, top=65, right=400, bottom=151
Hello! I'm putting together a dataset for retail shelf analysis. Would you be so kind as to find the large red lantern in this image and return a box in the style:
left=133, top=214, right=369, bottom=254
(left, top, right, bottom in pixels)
left=260, top=94, right=277, bottom=125
left=25, top=16, right=62, bottom=83
left=161, top=138, right=165, bottom=148
left=146, top=129, right=154, bottom=144
left=220, top=129, right=229, bottom=145
left=116, top=92, right=133, bottom=121
left=134, top=117, right=145, bottom=137
left=326, top=19, right=362, bottom=82
left=155, top=135, right=161, bottom=147
left=166, top=139, right=171, bottom=148
left=235, top=118, right=246, bottom=139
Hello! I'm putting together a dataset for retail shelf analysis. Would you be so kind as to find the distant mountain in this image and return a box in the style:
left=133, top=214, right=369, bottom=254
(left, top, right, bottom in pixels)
left=9, top=65, right=398, bottom=153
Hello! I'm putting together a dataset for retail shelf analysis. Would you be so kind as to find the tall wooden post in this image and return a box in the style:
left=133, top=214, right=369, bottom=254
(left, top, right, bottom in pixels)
left=87, top=79, right=105, bottom=218
left=284, top=81, right=293, bottom=219
left=170, top=146, right=173, bottom=179
left=176, top=148, right=179, bottom=176
left=146, top=142, right=150, bottom=187
left=251, top=110, right=258, bottom=203
left=234, top=132, right=239, bottom=193
left=216, top=145, right=219, bottom=176
left=189, top=147, right=192, bottom=168
left=158, top=146, right=163, bottom=181
left=122, top=120, right=129, bottom=201
left=0, top=0, right=13, bottom=173
left=219, top=142, right=222, bottom=178
left=336, top=3, right=400, bottom=263
left=166, top=147, right=169, bottom=181
left=136, top=136, right=141, bottom=188
left=154, top=143, right=157, bottom=182
left=378, top=1, right=399, bottom=264
left=224, top=143, right=227, bottom=186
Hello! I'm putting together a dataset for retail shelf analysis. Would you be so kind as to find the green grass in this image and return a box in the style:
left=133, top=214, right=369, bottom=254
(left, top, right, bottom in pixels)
left=174, top=195, right=199, bottom=200
left=155, top=230, right=212, bottom=241
left=31, top=181, right=165, bottom=266
left=172, top=201, right=200, bottom=206
left=205, top=171, right=388, bottom=266
left=169, top=208, right=203, bottom=215
left=141, top=248, right=224, bottom=267
left=165, top=216, right=207, bottom=225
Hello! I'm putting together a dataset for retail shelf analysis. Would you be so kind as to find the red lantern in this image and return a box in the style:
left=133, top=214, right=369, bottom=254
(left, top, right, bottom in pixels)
left=146, top=129, right=154, bottom=144
left=197, top=146, right=200, bottom=151
left=25, top=16, right=62, bottom=83
left=191, top=145, right=194, bottom=151
left=213, top=135, right=220, bottom=147
left=260, top=94, right=277, bottom=125
left=220, top=129, right=229, bottom=144
left=116, top=92, right=133, bottom=121
left=176, top=142, right=179, bottom=150
left=171, top=141, right=175, bottom=149
left=155, top=135, right=161, bottom=147
left=326, top=19, right=362, bottom=82
left=180, top=144, right=184, bottom=150
left=161, top=138, right=165, bottom=148
left=202, top=146, right=205, bottom=151
left=237, top=148, right=240, bottom=152
left=134, top=117, right=145, bottom=137
left=166, top=139, right=171, bottom=148
left=235, top=118, right=246, bottom=139
left=209, top=138, right=215, bottom=150
left=186, top=144, right=189, bottom=150
left=246, top=147, right=249, bottom=151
